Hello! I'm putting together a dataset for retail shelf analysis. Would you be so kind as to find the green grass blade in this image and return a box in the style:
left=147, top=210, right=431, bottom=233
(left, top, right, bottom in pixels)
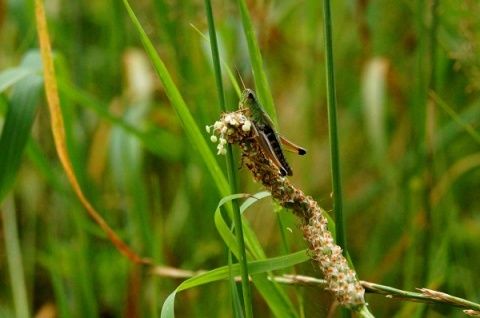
left=161, top=250, right=307, bottom=318
left=250, top=274, right=298, bottom=318
left=322, top=2, right=359, bottom=316
left=238, top=192, right=270, bottom=259
left=213, top=192, right=270, bottom=260
left=0, top=51, right=44, bottom=202
left=2, top=196, right=30, bottom=318
left=213, top=194, right=247, bottom=257
left=236, top=0, right=277, bottom=123
left=0, top=68, right=36, bottom=93
left=322, top=0, right=346, bottom=253
left=213, top=193, right=299, bottom=317
left=122, top=0, right=229, bottom=198
left=186, top=251, right=308, bottom=290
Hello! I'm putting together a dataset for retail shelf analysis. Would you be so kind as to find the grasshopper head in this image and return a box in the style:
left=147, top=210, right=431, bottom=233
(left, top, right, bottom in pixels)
left=239, top=89, right=256, bottom=110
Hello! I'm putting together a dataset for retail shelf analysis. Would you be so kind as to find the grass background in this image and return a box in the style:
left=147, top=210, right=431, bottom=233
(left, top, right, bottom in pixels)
left=1, top=0, right=479, bottom=317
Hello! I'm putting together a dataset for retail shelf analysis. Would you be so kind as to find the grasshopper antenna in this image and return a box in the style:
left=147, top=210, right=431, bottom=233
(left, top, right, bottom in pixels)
left=234, top=65, right=247, bottom=91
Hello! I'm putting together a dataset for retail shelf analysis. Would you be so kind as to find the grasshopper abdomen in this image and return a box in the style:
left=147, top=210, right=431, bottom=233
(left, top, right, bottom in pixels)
left=257, top=124, right=293, bottom=176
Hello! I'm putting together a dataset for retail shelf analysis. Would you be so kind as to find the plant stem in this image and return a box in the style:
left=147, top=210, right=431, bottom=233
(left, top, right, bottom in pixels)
left=322, top=0, right=346, bottom=257
left=204, top=1, right=254, bottom=317
left=322, top=1, right=349, bottom=316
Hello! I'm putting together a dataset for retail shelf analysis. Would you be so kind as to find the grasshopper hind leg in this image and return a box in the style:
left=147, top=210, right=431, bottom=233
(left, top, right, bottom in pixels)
left=255, top=126, right=291, bottom=176
left=279, top=134, right=307, bottom=155
left=243, top=124, right=288, bottom=176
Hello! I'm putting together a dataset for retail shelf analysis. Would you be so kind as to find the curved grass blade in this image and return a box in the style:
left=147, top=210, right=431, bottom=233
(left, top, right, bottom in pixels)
left=160, top=250, right=308, bottom=318
left=214, top=192, right=270, bottom=259
left=35, top=0, right=148, bottom=264
left=0, top=67, right=37, bottom=93
left=212, top=192, right=300, bottom=317
left=122, top=0, right=230, bottom=198
left=0, top=52, right=43, bottom=202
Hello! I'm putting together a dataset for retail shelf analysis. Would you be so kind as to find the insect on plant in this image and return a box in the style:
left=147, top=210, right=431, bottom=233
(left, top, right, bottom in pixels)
left=235, top=69, right=307, bottom=176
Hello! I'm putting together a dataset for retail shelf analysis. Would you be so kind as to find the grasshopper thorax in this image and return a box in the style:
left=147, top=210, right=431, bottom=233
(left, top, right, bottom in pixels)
left=239, top=89, right=256, bottom=110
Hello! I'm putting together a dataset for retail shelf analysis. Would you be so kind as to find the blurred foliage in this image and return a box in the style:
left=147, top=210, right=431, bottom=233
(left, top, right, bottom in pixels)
left=0, top=0, right=479, bottom=317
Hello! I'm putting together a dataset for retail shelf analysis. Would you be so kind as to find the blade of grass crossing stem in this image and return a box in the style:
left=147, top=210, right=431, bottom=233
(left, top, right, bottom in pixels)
left=213, top=192, right=273, bottom=261
left=122, top=0, right=230, bottom=199
left=35, top=0, right=148, bottom=264
left=213, top=193, right=299, bottom=317
left=0, top=52, right=43, bottom=203
left=238, top=192, right=271, bottom=259
left=236, top=0, right=277, bottom=124
left=161, top=251, right=307, bottom=318
left=204, top=1, right=253, bottom=316
left=213, top=193, right=266, bottom=259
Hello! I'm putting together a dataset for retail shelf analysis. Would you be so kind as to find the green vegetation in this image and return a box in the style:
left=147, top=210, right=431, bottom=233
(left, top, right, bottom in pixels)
left=1, top=0, right=479, bottom=317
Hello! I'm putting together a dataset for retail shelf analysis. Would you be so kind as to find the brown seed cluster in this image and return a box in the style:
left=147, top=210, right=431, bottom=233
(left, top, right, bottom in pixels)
left=208, top=111, right=366, bottom=309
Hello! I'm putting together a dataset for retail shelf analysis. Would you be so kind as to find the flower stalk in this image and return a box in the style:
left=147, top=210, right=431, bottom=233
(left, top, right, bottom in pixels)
left=208, top=111, right=368, bottom=310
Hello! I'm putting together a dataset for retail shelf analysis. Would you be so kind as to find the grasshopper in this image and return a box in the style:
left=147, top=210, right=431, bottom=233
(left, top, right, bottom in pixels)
left=236, top=71, right=306, bottom=176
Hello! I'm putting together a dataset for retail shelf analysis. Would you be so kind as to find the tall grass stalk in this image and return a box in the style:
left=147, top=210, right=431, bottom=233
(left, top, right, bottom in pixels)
left=321, top=0, right=346, bottom=259
left=203, top=0, right=253, bottom=316
left=322, top=1, right=360, bottom=316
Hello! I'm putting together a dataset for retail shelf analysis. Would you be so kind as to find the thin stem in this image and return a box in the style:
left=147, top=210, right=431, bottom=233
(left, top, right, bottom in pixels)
left=322, top=2, right=349, bottom=316
left=422, top=0, right=439, bottom=286
left=322, top=0, right=346, bottom=254
left=203, top=1, right=254, bottom=317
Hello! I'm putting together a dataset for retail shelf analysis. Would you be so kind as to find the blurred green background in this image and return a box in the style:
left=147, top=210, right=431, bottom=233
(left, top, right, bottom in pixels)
left=1, top=0, right=479, bottom=317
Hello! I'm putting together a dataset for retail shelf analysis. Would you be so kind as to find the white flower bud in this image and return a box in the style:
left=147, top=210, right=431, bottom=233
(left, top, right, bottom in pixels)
left=242, top=120, right=251, bottom=131
left=214, top=121, right=223, bottom=130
